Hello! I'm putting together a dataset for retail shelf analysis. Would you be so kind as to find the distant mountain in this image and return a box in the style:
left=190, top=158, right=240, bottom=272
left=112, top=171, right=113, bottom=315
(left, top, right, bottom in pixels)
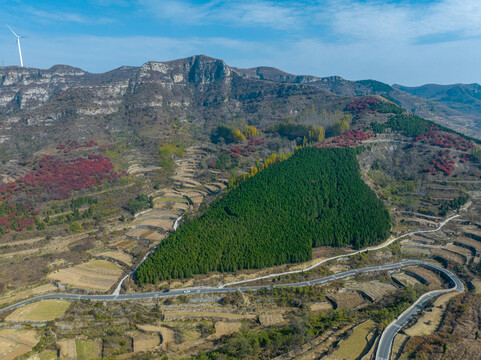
left=393, top=83, right=481, bottom=115
left=391, top=83, right=481, bottom=138
left=236, top=67, right=481, bottom=138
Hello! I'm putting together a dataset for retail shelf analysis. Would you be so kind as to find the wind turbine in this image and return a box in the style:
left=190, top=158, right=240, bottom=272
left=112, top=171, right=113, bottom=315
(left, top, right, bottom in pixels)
left=7, top=25, right=24, bottom=67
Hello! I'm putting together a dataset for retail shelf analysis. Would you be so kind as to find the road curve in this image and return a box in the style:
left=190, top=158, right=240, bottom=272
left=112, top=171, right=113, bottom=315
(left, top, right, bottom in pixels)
left=375, top=263, right=464, bottom=360
left=0, top=260, right=462, bottom=323
left=220, top=214, right=460, bottom=288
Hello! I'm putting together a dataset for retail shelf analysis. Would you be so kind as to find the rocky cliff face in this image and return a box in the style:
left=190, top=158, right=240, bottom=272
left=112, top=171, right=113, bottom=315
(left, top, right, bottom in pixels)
left=0, top=54, right=479, bottom=159
left=0, top=55, right=340, bottom=158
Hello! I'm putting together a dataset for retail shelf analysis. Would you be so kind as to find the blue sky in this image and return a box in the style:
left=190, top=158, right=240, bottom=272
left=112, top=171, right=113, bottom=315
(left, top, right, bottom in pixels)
left=1, top=0, right=481, bottom=85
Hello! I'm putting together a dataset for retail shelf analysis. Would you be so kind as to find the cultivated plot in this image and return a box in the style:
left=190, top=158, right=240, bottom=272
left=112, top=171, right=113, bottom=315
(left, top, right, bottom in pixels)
left=6, top=299, right=70, bottom=322
left=47, top=259, right=123, bottom=292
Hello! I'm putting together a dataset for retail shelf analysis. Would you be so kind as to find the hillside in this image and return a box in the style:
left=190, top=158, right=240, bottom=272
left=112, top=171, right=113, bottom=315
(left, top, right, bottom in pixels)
left=0, top=55, right=343, bottom=160
left=2, top=54, right=480, bottom=166
left=235, top=67, right=481, bottom=138
left=136, top=147, right=391, bottom=284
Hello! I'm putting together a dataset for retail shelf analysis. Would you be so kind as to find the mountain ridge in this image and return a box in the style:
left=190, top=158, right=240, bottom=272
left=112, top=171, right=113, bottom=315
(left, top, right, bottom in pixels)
left=1, top=54, right=480, bottom=161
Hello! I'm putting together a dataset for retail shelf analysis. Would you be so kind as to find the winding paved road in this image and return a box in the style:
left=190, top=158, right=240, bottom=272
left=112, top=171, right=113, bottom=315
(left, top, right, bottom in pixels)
left=0, top=260, right=462, bottom=312
left=221, top=214, right=460, bottom=288
left=0, top=214, right=464, bottom=360
left=375, top=263, right=464, bottom=360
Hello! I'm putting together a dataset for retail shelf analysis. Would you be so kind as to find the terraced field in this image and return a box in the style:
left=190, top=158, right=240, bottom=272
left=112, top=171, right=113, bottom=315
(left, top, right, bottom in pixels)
left=94, top=250, right=133, bottom=266
left=404, top=291, right=460, bottom=336
left=327, top=320, right=376, bottom=360
left=0, top=283, right=57, bottom=307
left=47, top=259, right=123, bottom=292
left=346, top=281, right=397, bottom=302
left=126, top=147, right=221, bottom=243
left=6, top=299, right=70, bottom=322
left=391, top=272, right=423, bottom=287
left=0, top=329, right=39, bottom=360
left=136, top=324, right=175, bottom=349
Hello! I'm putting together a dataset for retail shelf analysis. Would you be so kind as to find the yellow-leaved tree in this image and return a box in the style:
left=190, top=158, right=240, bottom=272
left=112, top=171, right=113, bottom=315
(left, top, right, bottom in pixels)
left=334, top=115, right=352, bottom=135
left=244, top=125, right=260, bottom=138
left=232, top=129, right=246, bottom=142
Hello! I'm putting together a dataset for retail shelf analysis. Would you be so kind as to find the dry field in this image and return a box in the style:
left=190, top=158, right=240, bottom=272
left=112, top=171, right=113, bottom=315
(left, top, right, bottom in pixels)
left=47, top=259, right=123, bottom=292
left=328, top=291, right=368, bottom=309
left=155, top=201, right=188, bottom=211
left=126, top=228, right=151, bottom=240
left=34, top=350, right=57, bottom=359
left=58, top=339, right=76, bottom=360
left=154, top=196, right=189, bottom=204
left=133, top=218, right=175, bottom=230
left=136, top=324, right=175, bottom=349
left=109, top=238, right=138, bottom=252
left=213, top=321, right=242, bottom=338
left=327, top=320, right=376, bottom=360
left=0, top=328, right=39, bottom=360
left=404, top=292, right=460, bottom=336
left=347, top=281, right=397, bottom=302
left=95, top=250, right=133, bottom=266
left=310, top=302, right=333, bottom=312
left=131, top=331, right=160, bottom=352
left=75, top=339, right=102, bottom=360
left=6, top=299, right=70, bottom=322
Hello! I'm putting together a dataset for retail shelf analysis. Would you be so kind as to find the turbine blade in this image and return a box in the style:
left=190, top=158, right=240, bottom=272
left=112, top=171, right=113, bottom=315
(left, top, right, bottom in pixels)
left=6, top=25, right=19, bottom=38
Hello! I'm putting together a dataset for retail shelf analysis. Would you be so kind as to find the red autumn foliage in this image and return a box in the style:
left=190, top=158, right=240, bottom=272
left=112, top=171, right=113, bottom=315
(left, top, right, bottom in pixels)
left=424, top=150, right=455, bottom=176
left=57, top=140, right=98, bottom=152
left=248, top=138, right=264, bottom=146
left=345, top=97, right=381, bottom=115
left=315, top=129, right=374, bottom=149
left=0, top=202, right=36, bottom=234
left=415, top=130, right=473, bottom=152
left=0, top=154, right=120, bottom=202
left=459, top=153, right=474, bottom=163
left=228, top=138, right=264, bottom=158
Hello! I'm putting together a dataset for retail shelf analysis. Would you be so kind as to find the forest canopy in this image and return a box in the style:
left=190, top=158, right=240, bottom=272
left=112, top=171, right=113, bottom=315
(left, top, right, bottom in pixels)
left=136, top=147, right=391, bottom=284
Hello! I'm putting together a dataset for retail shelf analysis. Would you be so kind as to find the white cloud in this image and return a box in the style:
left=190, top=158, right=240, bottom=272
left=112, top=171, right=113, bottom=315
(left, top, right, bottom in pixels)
left=139, top=0, right=304, bottom=29
left=327, top=0, right=481, bottom=44
left=23, top=6, right=114, bottom=25
left=138, top=0, right=481, bottom=40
